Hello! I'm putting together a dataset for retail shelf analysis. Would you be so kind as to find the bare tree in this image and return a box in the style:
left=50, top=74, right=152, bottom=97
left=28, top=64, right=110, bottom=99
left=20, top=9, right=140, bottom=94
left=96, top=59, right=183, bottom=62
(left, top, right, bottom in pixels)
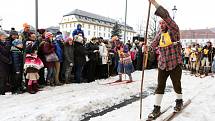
left=135, top=18, right=145, bottom=37
left=148, top=15, right=158, bottom=41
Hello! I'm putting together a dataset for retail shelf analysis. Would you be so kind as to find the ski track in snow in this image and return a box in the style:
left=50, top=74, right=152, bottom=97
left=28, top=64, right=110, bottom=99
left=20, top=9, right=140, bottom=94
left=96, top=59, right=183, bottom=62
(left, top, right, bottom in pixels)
left=89, top=70, right=215, bottom=121
left=1, top=69, right=214, bottom=121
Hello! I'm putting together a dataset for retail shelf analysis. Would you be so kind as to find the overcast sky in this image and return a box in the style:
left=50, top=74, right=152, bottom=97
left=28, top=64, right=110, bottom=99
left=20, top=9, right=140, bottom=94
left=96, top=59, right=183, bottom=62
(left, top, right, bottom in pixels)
left=0, top=0, right=214, bottom=31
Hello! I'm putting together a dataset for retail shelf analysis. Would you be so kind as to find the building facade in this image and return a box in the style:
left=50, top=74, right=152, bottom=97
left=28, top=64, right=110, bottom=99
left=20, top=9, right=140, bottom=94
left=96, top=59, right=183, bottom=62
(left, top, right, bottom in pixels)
left=180, top=28, right=215, bottom=48
left=59, top=9, right=136, bottom=41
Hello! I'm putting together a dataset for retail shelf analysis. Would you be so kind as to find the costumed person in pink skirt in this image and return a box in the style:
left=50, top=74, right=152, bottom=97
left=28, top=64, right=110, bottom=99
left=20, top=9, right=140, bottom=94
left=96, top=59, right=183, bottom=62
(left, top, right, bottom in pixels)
left=117, top=42, right=134, bottom=83
left=24, top=32, right=44, bottom=94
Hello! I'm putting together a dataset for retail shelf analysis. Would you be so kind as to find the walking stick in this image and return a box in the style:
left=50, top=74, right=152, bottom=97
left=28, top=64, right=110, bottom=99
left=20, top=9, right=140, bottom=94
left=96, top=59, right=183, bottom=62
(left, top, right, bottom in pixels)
left=140, top=1, right=151, bottom=119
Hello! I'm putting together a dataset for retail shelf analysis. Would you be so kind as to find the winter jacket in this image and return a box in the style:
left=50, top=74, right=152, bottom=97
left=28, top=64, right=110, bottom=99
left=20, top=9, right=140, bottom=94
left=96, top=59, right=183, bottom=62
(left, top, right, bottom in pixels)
left=85, top=41, right=99, bottom=62
left=63, top=43, right=74, bottom=66
left=0, top=41, right=12, bottom=74
left=53, top=40, right=63, bottom=62
left=41, top=40, right=55, bottom=68
left=24, top=54, right=44, bottom=73
left=11, top=46, right=23, bottom=73
left=99, top=43, right=108, bottom=65
left=74, top=41, right=87, bottom=65
left=72, top=24, right=84, bottom=38
left=37, top=40, right=46, bottom=65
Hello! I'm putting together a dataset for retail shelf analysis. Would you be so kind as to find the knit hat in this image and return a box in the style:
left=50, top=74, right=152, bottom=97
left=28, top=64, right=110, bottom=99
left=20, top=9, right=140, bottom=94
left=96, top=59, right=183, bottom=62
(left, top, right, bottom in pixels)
left=66, top=37, right=73, bottom=43
left=74, top=35, right=83, bottom=43
left=55, top=35, right=63, bottom=41
left=37, top=29, right=46, bottom=35
left=10, top=30, right=18, bottom=36
left=12, top=39, right=23, bottom=46
left=0, top=30, right=8, bottom=37
left=45, top=32, right=53, bottom=39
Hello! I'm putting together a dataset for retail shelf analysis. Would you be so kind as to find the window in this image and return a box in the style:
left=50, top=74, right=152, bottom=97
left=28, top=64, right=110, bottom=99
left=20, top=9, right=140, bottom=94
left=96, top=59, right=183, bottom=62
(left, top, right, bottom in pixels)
left=88, top=31, right=91, bottom=36
left=104, top=27, right=106, bottom=31
left=65, top=24, right=67, bottom=28
left=62, top=24, right=64, bottom=29
left=108, top=33, right=110, bottom=38
left=99, top=32, right=101, bottom=37
left=74, top=23, right=76, bottom=27
left=70, top=24, right=72, bottom=28
left=94, top=32, right=96, bottom=36
left=108, top=28, right=111, bottom=32
left=88, top=24, right=90, bottom=29
left=94, top=25, right=96, bottom=30
left=104, top=33, right=106, bottom=37
left=82, top=23, right=85, bottom=28
left=99, top=26, right=101, bottom=31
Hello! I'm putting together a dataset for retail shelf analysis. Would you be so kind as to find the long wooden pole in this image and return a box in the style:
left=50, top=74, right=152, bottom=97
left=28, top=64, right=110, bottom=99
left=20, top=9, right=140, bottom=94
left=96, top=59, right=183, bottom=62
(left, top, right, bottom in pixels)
left=139, top=1, right=151, bottom=119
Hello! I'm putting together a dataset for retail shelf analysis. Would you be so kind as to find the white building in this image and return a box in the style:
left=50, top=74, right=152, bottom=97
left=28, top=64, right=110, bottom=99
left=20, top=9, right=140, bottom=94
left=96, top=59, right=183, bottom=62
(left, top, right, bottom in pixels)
left=180, top=28, right=215, bottom=48
left=59, top=9, right=136, bottom=41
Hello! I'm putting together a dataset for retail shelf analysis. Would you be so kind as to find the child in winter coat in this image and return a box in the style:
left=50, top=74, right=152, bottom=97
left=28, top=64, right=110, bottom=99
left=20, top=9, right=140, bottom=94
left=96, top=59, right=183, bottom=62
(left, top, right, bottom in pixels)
left=11, top=39, right=24, bottom=94
left=24, top=33, right=44, bottom=94
left=117, top=43, right=134, bottom=83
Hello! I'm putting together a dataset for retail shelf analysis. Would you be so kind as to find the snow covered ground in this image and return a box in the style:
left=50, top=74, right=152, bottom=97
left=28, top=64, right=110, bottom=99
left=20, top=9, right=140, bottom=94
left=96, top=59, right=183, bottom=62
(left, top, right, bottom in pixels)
left=90, top=70, right=215, bottom=121
left=0, top=69, right=214, bottom=121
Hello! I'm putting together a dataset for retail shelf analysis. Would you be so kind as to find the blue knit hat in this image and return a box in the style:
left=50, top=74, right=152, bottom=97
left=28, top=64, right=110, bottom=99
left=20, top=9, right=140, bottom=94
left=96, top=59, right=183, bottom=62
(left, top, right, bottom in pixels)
left=12, top=39, right=23, bottom=46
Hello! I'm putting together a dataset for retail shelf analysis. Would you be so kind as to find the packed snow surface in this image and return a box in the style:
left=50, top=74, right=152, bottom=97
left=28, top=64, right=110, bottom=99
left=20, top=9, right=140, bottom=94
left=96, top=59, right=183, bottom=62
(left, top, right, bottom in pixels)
left=1, top=69, right=214, bottom=121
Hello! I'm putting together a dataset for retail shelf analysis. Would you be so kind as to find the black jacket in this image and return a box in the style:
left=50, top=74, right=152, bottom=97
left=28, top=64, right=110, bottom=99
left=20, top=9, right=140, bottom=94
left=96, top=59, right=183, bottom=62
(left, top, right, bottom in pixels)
left=0, top=41, right=12, bottom=74
left=74, top=41, right=87, bottom=65
left=85, top=42, right=99, bottom=61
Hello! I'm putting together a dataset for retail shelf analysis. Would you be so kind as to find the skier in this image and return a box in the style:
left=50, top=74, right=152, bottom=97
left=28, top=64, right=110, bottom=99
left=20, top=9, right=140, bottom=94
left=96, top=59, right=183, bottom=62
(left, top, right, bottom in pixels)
left=146, top=0, right=183, bottom=119
left=116, top=42, right=134, bottom=83
left=200, top=41, right=213, bottom=76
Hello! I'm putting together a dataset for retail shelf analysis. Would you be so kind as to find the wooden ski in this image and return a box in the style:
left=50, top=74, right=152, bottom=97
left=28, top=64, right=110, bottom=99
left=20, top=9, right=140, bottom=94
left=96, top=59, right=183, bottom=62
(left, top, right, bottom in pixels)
left=145, top=105, right=172, bottom=121
left=162, top=99, right=191, bottom=121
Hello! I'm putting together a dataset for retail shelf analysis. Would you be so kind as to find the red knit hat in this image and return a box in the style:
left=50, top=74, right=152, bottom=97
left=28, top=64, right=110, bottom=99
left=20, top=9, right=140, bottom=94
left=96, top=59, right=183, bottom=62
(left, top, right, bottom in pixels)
left=45, top=32, right=53, bottom=39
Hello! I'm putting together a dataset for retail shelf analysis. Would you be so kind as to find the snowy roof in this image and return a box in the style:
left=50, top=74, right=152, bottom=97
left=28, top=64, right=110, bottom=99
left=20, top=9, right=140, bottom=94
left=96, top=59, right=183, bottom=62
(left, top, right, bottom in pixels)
left=63, top=9, right=134, bottom=31
left=180, top=28, right=215, bottom=39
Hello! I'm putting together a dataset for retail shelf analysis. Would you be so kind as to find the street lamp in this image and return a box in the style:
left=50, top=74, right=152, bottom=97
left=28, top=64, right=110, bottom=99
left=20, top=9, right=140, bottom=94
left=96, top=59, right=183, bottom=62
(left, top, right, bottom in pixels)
left=124, top=0, right=128, bottom=43
left=172, top=5, right=177, bottom=20
left=35, top=0, right=38, bottom=32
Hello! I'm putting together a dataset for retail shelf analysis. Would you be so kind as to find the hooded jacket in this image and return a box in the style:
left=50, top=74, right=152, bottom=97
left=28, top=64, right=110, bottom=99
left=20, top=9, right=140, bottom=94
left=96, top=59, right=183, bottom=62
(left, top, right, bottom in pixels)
left=72, top=24, right=84, bottom=38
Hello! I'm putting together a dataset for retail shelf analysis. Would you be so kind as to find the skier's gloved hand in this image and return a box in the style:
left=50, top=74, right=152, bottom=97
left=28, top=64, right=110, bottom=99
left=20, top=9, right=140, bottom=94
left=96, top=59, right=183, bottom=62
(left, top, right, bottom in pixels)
left=70, top=63, right=73, bottom=67
left=173, top=41, right=181, bottom=46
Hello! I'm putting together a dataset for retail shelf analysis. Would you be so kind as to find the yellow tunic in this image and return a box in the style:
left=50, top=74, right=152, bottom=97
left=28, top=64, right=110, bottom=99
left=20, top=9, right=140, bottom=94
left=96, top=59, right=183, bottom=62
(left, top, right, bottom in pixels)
left=159, top=32, right=173, bottom=47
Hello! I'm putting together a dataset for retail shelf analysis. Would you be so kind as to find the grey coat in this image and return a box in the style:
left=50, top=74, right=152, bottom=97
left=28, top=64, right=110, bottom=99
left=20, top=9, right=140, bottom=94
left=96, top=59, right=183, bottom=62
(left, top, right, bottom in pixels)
left=63, top=43, right=74, bottom=67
